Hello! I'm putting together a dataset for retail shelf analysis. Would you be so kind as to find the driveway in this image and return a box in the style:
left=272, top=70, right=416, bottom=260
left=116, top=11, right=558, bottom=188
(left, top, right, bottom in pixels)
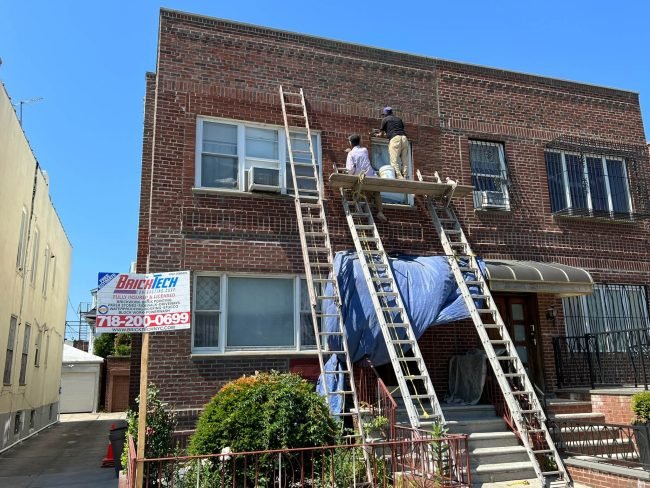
left=0, top=412, right=126, bottom=488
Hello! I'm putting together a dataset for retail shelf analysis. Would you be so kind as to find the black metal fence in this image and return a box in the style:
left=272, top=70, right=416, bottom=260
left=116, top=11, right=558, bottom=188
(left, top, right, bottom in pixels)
left=553, top=328, right=650, bottom=389
left=549, top=418, right=650, bottom=470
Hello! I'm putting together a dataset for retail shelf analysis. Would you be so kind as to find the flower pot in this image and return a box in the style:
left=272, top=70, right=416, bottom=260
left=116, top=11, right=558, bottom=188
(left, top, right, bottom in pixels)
left=634, top=424, right=650, bottom=469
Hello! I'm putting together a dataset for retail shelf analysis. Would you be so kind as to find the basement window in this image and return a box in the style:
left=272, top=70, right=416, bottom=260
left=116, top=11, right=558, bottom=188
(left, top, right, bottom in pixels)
left=192, top=273, right=316, bottom=354
left=196, top=117, right=321, bottom=195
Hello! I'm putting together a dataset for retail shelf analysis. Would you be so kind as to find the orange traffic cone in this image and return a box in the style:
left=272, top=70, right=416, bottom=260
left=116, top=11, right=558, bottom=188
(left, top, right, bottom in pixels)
left=101, top=424, right=116, bottom=468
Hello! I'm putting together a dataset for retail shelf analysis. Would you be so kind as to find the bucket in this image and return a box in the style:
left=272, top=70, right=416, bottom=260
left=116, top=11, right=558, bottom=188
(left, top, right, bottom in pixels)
left=378, top=165, right=396, bottom=179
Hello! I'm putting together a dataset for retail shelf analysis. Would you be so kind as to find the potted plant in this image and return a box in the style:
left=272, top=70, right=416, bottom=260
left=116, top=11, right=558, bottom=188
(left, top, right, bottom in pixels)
left=631, top=391, right=650, bottom=468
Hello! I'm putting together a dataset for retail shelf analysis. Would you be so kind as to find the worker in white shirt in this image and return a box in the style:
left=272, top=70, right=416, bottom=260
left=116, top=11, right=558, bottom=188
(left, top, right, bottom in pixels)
left=346, top=134, right=387, bottom=223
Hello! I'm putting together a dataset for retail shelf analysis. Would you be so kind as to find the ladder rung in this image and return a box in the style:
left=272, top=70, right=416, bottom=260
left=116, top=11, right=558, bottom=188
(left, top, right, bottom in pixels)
left=316, top=295, right=337, bottom=300
left=490, top=340, right=509, bottom=345
left=512, top=390, right=534, bottom=396
left=483, top=324, right=503, bottom=329
left=410, top=394, right=433, bottom=399
left=355, top=225, right=375, bottom=230
left=476, top=309, right=495, bottom=314
left=392, top=340, right=416, bottom=345
left=520, top=409, right=541, bottom=414
left=287, top=113, right=305, bottom=118
left=439, top=218, right=456, bottom=223
left=300, top=203, right=321, bottom=208
left=312, top=277, right=334, bottom=283
left=381, top=307, right=402, bottom=312
left=504, top=373, right=525, bottom=377
left=310, top=262, right=332, bottom=268
left=497, top=356, right=518, bottom=361
left=350, top=212, right=371, bottom=217
left=449, top=242, right=466, bottom=247
left=403, top=375, right=427, bottom=380
left=327, top=390, right=354, bottom=395
left=303, top=217, right=324, bottom=222
left=296, top=175, right=316, bottom=180
left=307, top=246, right=328, bottom=252
left=371, top=277, right=392, bottom=283
left=472, top=294, right=490, bottom=300
left=445, top=230, right=462, bottom=235
left=283, top=91, right=302, bottom=97
left=465, top=280, right=483, bottom=286
left=325, top=370, right=350, bottom=374
left=358, top=237, right=379, bottom=242
left=319, top=331, right=343, bottom=335
left=542, top=471, right=561, bottom=476
left=534, top=449, right=553, bottom=454
left=388, top=323, right=408, bottom=328
left=397, top=357, right=421, bottom=362
left=284, top=102, right=302, bottom=107
left=376, top=291, right=398, bottom=297
left=304, top=232, right=326, bottom=237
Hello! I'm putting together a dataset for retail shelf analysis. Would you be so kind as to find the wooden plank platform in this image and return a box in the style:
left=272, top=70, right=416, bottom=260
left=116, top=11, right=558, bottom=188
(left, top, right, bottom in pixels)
left=329, top=173, right=474, bottom=198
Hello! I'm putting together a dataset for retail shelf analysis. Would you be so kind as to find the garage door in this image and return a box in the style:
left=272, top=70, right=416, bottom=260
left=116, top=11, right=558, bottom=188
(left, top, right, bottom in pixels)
left=60, top=372, right=96, bottom=413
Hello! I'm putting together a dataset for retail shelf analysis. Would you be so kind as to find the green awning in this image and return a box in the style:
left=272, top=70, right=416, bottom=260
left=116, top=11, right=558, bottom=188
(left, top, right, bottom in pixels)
left=484, top=260, right=593, bottom=297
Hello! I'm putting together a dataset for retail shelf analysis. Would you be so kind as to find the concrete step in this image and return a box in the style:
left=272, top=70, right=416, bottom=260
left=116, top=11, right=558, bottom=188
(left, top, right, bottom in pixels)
left=549, top=412, right=605, bottom=422
left=447, top=418, right=509, bottom=434
left=470, top=445, right=529, bottom=465
left=475, top=480, right=540, bottom=488
left=442, top=404, right=497, bottom=420
left=545, top=398, right=593, bottom=416
left=471, top=461, right=536, bottom=484
left=468, top=432, right=520, bottom=450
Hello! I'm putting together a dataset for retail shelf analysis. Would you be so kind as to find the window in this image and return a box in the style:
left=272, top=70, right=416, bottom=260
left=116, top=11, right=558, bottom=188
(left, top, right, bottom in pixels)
left=3, top=316, right=18, bottom=385
left=196, top=118, right=321, bottom=194
left=34, top=329, right=42, bottom=367
left=30, top=228, right=39, bottom=284
left=546, top=151, right=632, bottom=217
left=42, top=246, right=50, bottom=297
left=563, top=284, right=649, bottom=351
left=14, top=412, right=21, bottom=435
left=44, top=333, right=50, bottom=367
left=470, top=141, right=510, bottom=210
left=16, top=208, right=28, bottom=270
left=19, top=324, right=31, bottom=385
left=370, top=139, right=413, bottom=205
left=192, top=274, right=316, bottom=353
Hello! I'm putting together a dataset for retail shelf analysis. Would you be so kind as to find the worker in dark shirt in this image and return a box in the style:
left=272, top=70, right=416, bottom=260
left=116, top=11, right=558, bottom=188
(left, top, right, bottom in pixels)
left=376, top=107, right=410, bottom=179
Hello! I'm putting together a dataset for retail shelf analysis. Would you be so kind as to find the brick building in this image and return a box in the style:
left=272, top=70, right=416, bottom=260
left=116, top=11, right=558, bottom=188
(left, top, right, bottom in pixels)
left=132, top=8, right=650, bottom=461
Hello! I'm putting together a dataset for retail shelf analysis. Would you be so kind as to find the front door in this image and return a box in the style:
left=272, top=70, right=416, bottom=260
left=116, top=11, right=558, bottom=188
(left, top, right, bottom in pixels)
left=493, top=295, right=543, bottom=388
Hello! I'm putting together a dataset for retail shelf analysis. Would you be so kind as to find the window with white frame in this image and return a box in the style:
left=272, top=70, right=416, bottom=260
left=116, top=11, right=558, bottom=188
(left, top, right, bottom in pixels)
left=546, top=151, right=632, bottom=216
left=3, top=316, right=18, bottom=385
left=42, top=246, right=50, bottom=297
left=30, top=228, right=39, bottom=285
left=196, top=118, right=321, bottom=194
left=19, top=323, right=31, bottom=385
left=16, top=208, right=28, bottom=270
left=563, top=284, right=649, bottom=352
left=470, top=141, right=510, bottom=210
left=370, top=139, right=413, bottom=205
left=192, top=274, right=316, bottom=353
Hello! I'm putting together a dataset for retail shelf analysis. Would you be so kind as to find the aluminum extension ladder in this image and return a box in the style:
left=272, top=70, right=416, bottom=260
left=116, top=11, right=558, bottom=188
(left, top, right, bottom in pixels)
left=420, top=176, right=571, bottom=488
left=279, top=86, right=367, bottom=439
left=341, top=188, right=445, bottom=430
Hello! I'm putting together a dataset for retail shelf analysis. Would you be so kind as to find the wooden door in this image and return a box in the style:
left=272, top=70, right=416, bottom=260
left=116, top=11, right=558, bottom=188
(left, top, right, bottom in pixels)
left=493, top=295, right=542, bottom=387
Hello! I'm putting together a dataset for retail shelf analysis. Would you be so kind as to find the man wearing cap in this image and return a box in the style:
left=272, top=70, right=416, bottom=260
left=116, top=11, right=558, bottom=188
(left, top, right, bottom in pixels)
left=376, top=107, right=410, bottom=179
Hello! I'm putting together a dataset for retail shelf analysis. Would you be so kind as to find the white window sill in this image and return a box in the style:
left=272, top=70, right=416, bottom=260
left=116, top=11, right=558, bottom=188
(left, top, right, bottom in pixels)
left=191, top=350, right=319, bottom=359
left=191, top=187, right=323, bottom=201
left=474, top=207, right=512, bottom=215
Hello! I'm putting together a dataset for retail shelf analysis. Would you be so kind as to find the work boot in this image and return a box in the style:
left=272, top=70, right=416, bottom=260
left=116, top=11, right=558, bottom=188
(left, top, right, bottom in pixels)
left=376, top=212, right=388, bottom=223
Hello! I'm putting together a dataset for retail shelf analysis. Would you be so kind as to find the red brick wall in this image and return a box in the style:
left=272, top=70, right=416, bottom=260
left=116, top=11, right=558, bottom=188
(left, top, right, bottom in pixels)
left=568, top=465, right=649, bottom=488
left=130, top=9, right=650, bottom=409
left=591, top=393, right=635, bottom=424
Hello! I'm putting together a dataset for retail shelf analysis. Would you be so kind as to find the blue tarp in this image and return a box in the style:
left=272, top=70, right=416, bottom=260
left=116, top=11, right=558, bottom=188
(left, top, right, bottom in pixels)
left=316, top=251, right=482, bottom=414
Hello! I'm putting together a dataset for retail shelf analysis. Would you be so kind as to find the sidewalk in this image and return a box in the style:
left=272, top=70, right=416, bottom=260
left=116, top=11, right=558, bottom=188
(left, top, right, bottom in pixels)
left=0, top=412, right=126, bottom=488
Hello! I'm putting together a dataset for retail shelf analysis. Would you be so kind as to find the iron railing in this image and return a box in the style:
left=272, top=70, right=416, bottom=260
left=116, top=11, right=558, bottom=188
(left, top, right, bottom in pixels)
left=128, top=433, right=471, bottom=487
left=549, top=419, right=650, bottom=471
left=356, top=359, right=398, bottom=439
left=553, top=328, right=650, bottom=389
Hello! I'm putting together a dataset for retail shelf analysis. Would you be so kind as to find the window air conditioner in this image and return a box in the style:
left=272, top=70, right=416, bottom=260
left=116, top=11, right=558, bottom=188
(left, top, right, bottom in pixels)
left=248, top=167, right=280, bottom=193
left=479, top=190, right=508, bottom=209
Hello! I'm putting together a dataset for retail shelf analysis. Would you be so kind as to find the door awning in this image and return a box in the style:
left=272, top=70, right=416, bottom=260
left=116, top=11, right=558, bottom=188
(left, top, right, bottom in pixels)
left=483, top=260, right=593, bottom=296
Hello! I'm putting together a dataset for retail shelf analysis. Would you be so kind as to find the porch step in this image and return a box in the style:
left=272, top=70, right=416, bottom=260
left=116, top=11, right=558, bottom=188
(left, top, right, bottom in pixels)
left=468, top=431, right=520, bottom=450
left=442, top=404, right=497, bottom=420
left=476, top=480, right=540, bottom=488
left=549, top=412, right=606, bottom=422
left=471, top=445, right=528, bottom=465
left=546, top=398, right=593, bottom=416
left=447, top=418, right=509, bottom=434
left=471, top=461, right=536, bottom=484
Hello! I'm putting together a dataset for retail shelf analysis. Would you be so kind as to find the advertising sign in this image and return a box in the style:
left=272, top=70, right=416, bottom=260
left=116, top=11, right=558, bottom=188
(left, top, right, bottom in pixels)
left=96, top=271, right=190, bottom=333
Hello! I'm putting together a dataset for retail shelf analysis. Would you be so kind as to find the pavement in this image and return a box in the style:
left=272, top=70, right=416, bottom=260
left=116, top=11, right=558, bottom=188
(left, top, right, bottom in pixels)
left=0, top=412, right=127, bottom=488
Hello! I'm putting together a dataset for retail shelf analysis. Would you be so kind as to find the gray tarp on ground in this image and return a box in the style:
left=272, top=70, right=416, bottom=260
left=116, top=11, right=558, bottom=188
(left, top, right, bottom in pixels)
left=316, top=251, right=484, bottom=414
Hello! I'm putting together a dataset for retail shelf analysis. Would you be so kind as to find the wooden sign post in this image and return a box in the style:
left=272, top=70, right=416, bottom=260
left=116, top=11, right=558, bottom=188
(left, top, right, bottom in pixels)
left=135, top=332, right=150, bottom=488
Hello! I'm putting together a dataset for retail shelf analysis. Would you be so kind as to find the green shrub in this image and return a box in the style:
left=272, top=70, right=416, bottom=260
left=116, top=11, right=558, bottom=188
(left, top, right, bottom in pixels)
left=632, top=391, right=650, bottom=424
left=189, top=372, right=337, bottom=456
left=121, top=384, right=177, bottom=474
left=93, top=333, right=115, bottom=358
left=113, top=333, right=131, bottom=356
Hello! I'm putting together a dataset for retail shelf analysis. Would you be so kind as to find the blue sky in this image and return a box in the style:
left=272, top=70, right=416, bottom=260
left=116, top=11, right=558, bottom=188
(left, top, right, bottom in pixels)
left=1, top=1, right=648, bottom=322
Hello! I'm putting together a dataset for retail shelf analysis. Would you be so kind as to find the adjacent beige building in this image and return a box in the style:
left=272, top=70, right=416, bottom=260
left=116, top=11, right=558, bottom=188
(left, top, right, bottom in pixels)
left=0, top=83, right=72, bottom=452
